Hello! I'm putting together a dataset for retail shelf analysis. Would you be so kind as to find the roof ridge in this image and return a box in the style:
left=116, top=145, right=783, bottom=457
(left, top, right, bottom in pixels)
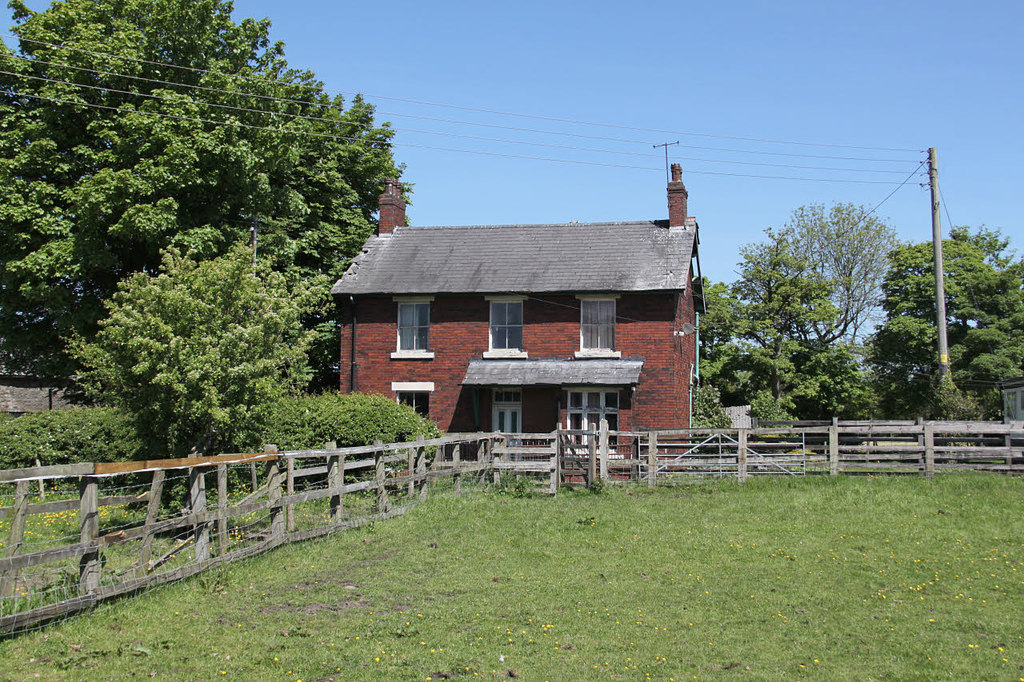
left=397, top=220, right=660, bottom=230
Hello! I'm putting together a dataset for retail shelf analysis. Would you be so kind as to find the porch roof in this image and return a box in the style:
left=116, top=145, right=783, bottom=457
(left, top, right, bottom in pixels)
left=462, top=358, right=644, bottom=387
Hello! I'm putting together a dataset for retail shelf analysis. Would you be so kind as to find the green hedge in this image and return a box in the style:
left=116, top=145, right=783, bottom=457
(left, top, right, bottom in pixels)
left=265, top=393, right=441, bottom=450
left=0, top=394, right=439, bottom=471
left=0, top=407, right=143, bottom=470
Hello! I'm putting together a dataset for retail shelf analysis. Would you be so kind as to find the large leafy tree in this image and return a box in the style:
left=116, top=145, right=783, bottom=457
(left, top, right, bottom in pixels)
left=0, top=0, right=401, bottom=387
left=74, top=244, right=312, bottom=457
left=869, top=226, right=1024, bottom=418
left=700, top=204, right=894, bottom=419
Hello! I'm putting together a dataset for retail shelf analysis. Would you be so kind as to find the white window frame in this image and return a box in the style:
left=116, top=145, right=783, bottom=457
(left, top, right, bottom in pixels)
left=576, top=296, right=620, bottom=358
left=484, top=295, right=528, bottom=358
left=391, top=296, right=435, bottom=359
left=565, top=389, right=619, bottom=442
left=394, top=382, right=434, bottom=418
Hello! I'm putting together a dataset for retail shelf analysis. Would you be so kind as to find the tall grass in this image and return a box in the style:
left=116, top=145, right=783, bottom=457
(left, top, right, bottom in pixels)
left=1, top=474, right=1021, bottom=680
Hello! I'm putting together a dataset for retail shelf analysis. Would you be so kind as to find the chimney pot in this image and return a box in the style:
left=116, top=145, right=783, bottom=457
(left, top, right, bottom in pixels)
left=667, top=163, right=688, bottom=227
left=377, top=177, right=405, bottom=234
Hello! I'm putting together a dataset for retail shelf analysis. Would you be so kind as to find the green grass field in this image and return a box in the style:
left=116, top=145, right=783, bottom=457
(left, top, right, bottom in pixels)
left=1, top=474, right=1022, bottom=680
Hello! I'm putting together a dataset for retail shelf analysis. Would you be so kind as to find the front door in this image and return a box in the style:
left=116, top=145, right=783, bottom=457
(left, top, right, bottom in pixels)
left=492, top=389, right=522, bottom=434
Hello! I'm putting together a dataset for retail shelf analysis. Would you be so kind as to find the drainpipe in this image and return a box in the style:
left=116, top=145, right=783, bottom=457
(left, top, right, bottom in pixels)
left=348, top=296, right=357, bottom=392
left=690, top=311, right=700, bottom=427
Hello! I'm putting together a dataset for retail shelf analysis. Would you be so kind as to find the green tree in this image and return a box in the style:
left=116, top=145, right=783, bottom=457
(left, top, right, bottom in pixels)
left=699, top=203, right=893, bottom=419
left=74, top=244, right=312, bottom=457
left=787, top=203, right=897, bottom=343
left=690, top=383, right=731, bottom=429
left=0, top=0, right=401, bottom=387
left=870, top=227, right=1024, bottom=418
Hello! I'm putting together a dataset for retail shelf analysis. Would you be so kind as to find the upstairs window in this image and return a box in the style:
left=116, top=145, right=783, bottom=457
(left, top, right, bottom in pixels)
left=580, top=299, right=615, bottom=351
left=490, top=301, right=523, bottom=351
left=397, top=302, right=430, bottom=351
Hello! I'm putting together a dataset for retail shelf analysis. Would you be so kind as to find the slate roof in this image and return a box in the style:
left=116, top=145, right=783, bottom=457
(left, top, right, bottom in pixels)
left=332, top=220, right=697, bottom=295
left=462, top=358, right=644, bottom=386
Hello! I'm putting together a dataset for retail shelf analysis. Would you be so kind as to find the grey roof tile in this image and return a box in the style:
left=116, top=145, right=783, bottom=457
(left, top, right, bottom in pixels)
left=332, top=220, right=696, bottom=295
left=462, top=358, right=644, bottom=386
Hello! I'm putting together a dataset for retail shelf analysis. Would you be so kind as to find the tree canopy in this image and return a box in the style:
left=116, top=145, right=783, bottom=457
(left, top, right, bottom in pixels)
left=699, top=203, right=894, bottom=420
left=74, top=244, right=312, bottom=457
left=0, top=0, right=402, bottom=387
left=869, top=226, right=1024, bottom=418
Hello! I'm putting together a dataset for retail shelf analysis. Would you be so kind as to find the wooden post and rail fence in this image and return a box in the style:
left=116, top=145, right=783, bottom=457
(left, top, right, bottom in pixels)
left=0, top=420, right=1021, bottom=635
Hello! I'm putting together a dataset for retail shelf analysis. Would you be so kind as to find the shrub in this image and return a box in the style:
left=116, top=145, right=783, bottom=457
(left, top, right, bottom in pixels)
left=264, top=393, right=441, bottom=450
left=0, top=407, right=143, bottom=470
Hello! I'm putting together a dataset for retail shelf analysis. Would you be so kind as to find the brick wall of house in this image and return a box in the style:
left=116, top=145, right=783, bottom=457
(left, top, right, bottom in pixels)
left=340, top=290, right=694, bottom=432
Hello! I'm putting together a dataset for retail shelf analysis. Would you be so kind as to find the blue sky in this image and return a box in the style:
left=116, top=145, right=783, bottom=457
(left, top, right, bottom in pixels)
left=18, top=1, right=1024, bottom=280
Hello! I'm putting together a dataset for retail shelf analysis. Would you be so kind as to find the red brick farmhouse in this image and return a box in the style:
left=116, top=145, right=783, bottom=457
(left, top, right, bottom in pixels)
left=332, top=165, right=705, bottom=434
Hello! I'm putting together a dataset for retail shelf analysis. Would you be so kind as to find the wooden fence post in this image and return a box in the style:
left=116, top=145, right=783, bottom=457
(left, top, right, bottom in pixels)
left=551, top=429, right=561, bottom=494
left=216, top=464, right=227, bottom=556
left=407, top=443, right=417, bottom=498
left=599, top=419, right=609, bottom=481
left=189, top=467, right=210, bottom=563
left=737, top=429, right=748, bottom=483
left=78, top=476, right=101, bottom=595
left=137, top=470, right=165, bottom=578
left=33, top=459, right=44, bottom=499
left=0, top=480, right=30, bottom=598
left=587, top=435, right=597, bottom=488
left=326, top=441, right=344, bottom=524
left=374, top=440, right=391, bottom=513
left=453, top=441, right=463, bottom=495
left=923, top=423, right=935, bottom=480
left=266, top=446, right=284, bottom=542
left=647, top=432, right=658, bottom=487
left=285, top=457, right=295, bottom=532
left=249, top=461, right=258, bottom=495
left=829, top=425, right=840, bottom=477
left=418, top=436, right=429, bottom=501
left=493, top=437, right=503, bottom=486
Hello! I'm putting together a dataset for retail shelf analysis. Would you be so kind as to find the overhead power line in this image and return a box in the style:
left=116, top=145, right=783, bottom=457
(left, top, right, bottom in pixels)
left=0, top=65, right=921, bottom=174
left=1, top=51, right=920, bottom=167
left=2, top=32, right=923, bottom=156
left=0, top=66, right=922, bottom=176
left=7, top=88, right=922, bottom=185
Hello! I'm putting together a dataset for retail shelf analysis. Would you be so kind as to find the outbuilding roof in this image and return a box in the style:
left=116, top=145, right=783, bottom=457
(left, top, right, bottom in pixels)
left=331, top=220, right=697, bottom=296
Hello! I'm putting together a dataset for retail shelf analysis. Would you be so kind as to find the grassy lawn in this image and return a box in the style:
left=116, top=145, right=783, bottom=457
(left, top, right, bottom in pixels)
left=1, top=474, right=1022, bottom=680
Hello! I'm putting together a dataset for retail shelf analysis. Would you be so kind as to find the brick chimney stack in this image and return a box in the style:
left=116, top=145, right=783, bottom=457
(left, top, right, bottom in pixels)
left=667, top=163, right=688, bottom=227
left=377, top=177, right=405, bottom=235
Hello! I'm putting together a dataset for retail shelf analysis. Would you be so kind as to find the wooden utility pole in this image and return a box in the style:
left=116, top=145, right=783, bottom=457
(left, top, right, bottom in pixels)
left=927, top=147, right=950, bottom=379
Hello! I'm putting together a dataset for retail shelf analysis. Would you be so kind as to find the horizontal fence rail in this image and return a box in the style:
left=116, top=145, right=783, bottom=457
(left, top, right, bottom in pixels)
left=0, top=420, right=1021, bottom=636
left=0, top=433, right=498, bottom=636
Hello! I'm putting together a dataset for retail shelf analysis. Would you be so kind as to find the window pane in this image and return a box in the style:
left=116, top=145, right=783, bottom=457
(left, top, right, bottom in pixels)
left=506, top=326, right=522, bottom=350
left=587, top=393, right=600, bottom=408
left=492, top=326, right=508, bottom=349
left=415, top=327, right=429, bottom=350
left=399, top=326, right=414, bottom=350
left=569, top=392, right=582, bottom=408
left=399, top=304, right=416, bottom=326
left=604, top=392, right=618, bottom=409
left=508, top=302, right=522, bottom=325
left=606, top=413, right=618, bottom=430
